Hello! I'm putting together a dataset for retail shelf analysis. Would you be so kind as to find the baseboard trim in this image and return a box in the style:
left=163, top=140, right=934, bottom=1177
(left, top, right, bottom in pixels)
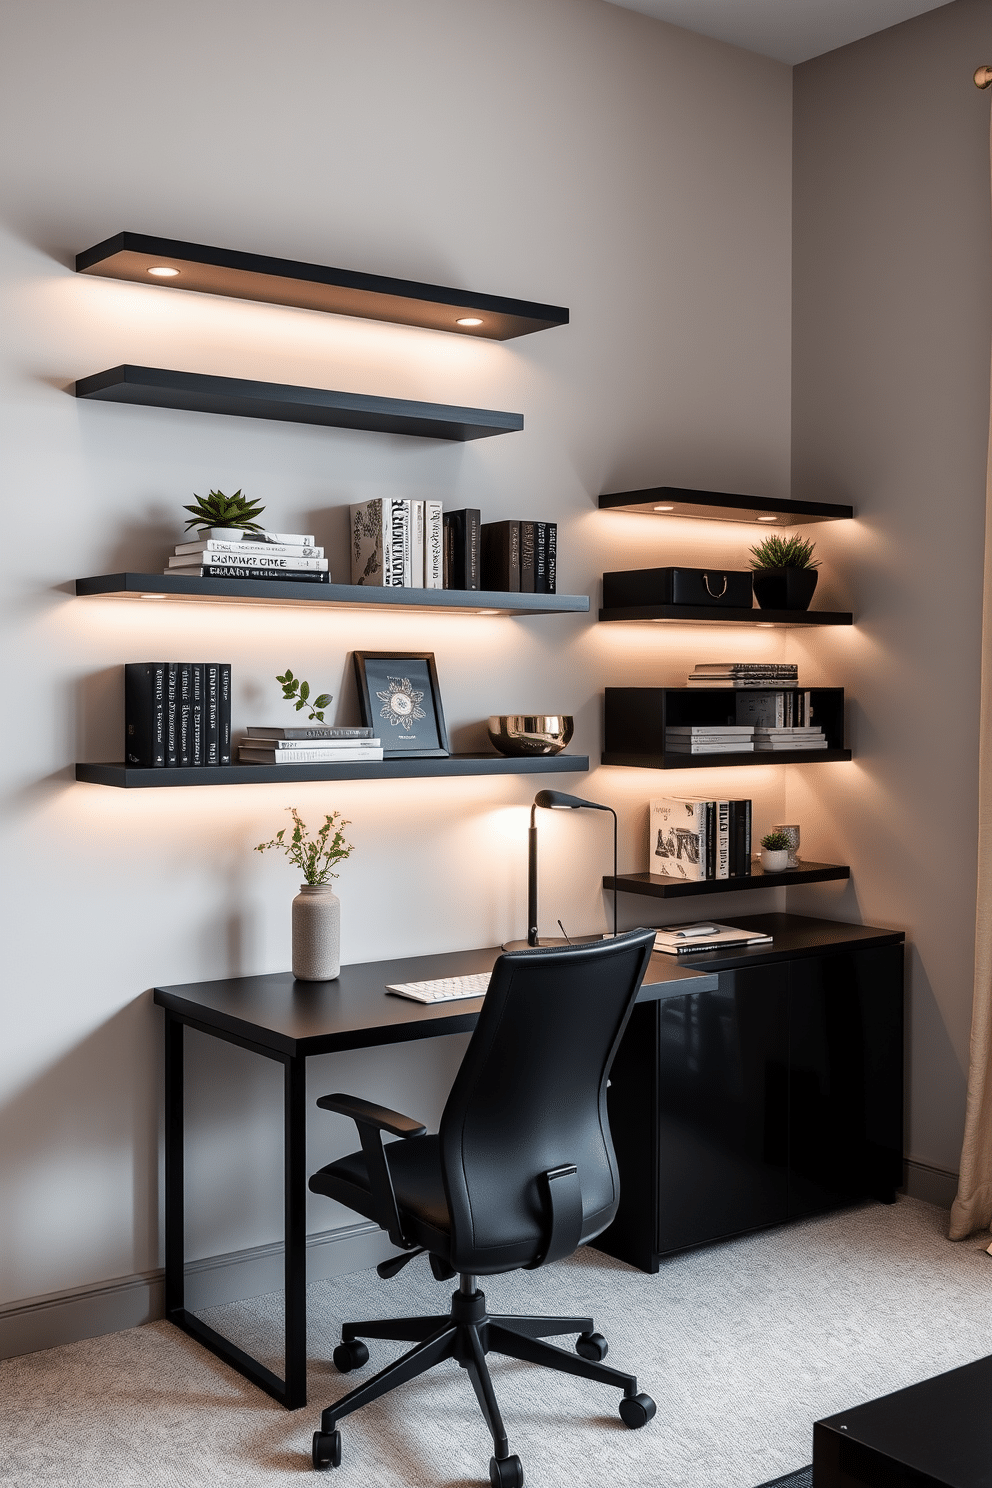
left=903, top=1158, right=959, bottom=1209
left=0, top=1220, right=392, bottom=1362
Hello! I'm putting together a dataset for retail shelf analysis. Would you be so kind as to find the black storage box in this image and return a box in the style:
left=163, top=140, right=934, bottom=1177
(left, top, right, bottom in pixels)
left=602, top=566, right=753, bottom=609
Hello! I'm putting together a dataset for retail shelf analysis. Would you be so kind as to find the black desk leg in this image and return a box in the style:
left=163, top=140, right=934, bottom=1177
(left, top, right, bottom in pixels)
left=164, top=1010, right=185, bottom=1318
left=284, top=1053, right=308, bottom=1410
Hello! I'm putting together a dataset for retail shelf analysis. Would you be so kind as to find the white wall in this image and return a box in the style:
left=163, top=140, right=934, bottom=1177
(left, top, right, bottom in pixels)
left=791, top=0, right=992, bottom=1178
left=0, top=0, right=792, bottom=1307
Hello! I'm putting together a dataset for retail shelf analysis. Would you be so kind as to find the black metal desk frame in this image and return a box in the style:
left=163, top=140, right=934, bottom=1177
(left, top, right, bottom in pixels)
left=157, top=946, right=714, bottom=1410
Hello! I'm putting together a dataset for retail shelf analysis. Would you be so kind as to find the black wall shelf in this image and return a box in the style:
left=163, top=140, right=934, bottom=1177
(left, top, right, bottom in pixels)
left=75, top=754, right=590, bottom=790
left=604, top=862, right=851, bottom=901
left=598, top=487, right=853, bottom=525
left=74, top=573, right=589, bottom=616
left=598, top=604, right=852, bottom=627
left=602, top=749, right=852, bottom=770
left=76, top=232, right=569, bottom=342
left=604, top=686, right=849, bottom=769
left=74, top=366, right=523, bottom=442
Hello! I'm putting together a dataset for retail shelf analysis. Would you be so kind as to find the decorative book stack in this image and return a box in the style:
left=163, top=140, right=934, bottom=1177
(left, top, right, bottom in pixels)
left=125, top=662, right=231, bottom=767
left=649, top=796, right=752, bottom=882
left=238, top=726, right=384, bottom=765
left=351, top=500, right=443, bottom=589
left=753, top=727, right=827, bottom=752
left=350, top=500, right=558, bottom=594
left=166, top=528, right=329, bottom=584
left=688, top=662, right=799, bottom=688
left=652, top=921, right=773, bottom=956
left=479, top=519, right=557, bottom=593
left=665, top=725, right=755, bottom=756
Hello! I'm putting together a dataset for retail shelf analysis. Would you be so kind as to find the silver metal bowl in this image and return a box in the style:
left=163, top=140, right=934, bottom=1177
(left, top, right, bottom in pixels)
left=487, top=715, right=574, bottom=757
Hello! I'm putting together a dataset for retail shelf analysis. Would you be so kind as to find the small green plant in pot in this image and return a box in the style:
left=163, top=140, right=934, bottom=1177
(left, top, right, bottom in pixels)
left=759, top=830, right=792, bottom=874
left=256, top=808, right=354, bottom=981
left=183, top=488, right=266, bottom=533
left=749, top=534, right=820, bottom=612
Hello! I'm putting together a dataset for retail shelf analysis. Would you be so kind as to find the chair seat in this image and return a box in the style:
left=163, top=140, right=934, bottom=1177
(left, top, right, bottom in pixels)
left=311, top=1136, right=452, bottom=1257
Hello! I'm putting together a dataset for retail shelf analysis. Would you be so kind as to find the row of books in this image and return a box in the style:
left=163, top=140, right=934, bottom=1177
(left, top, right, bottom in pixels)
left=125, top=662, right=231, bottom=767
left=688, top=661, right=798, bottom=688
left=650, top=796, right=752, bottom=882
left=237, top=726, right=383, bottom=765
left=350, top=501, right=558, bottom=593
left=165, top=528, right=330, bottom=584
left=666, top=724, right=827, bottom=755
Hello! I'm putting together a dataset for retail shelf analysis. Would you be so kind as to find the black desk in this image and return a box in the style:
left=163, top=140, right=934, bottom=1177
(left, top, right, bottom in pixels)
left=155, top=944, right=714, bottom=1409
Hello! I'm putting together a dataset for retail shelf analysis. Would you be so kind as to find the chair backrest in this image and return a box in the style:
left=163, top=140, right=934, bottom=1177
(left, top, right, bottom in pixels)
left=438, top=928, right=656, bottom=1275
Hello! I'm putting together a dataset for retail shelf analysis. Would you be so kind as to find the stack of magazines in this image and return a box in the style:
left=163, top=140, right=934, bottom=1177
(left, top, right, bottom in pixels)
left=652, top=921, right=773, bottom=956
left=166, top=528, right=330, bottom=584
left=239, top=725, right=383, bottom=765
left=688, top=662, right=799, bottom=687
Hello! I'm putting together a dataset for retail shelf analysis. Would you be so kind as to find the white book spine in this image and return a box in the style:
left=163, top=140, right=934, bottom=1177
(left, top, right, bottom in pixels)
left=351, top=500, right=392, bottom=586
left=239, top=747, right=385, bottom=763
left=170, top=553, right=328, bottom=570
left=717, top=801, right=730, bottom=879
left=175, top=539, right=323, bottom=558
left=387, top=500, right=410, bottom=587
left=424, top=501, right=443, bottom=588
left=649, top=798, right=707, bottom=881
left=411, top=501, right=425, bottom=588
left=242, top=738, right=381, bottom=750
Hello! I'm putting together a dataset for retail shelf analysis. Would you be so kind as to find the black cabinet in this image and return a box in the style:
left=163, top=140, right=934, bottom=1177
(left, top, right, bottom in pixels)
left=597, top=915, right=904, bottom=1272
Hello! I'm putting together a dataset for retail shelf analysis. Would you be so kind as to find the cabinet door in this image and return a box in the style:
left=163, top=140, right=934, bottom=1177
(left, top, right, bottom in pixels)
left=787, top=945, right=904, bottom=1218
left=656, top=966, right=790, bottom=1254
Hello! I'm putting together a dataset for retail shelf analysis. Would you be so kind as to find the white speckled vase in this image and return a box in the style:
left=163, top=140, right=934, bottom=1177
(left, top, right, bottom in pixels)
left=292, top=884, right=340, bottom=981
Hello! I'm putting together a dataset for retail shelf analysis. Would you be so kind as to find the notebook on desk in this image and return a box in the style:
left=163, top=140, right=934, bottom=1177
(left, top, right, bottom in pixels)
left=653, top=922, right=773, bottom=956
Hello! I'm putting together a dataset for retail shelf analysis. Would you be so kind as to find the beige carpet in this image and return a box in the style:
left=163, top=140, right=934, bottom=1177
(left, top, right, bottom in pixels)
left=3, top=1198, right=992, bottom=1488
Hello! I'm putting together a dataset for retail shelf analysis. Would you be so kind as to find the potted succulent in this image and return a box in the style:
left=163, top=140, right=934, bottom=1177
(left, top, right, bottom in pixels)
left=759, top=830, right=792, bottom=874
left=749, top=534, right=820, bottom=611
left=256, top=808, right=353, bottom=980
left=183, top=488, right=266, bottom=534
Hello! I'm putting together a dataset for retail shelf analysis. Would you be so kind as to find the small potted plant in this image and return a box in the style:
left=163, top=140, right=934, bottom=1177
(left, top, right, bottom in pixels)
left=749, top=534, right=820, bottom=611
left=183, top=488, right=266, bottom=534
left=759, top=830, right=792, bottom=874
left=256, top=808, right=353, bottom=980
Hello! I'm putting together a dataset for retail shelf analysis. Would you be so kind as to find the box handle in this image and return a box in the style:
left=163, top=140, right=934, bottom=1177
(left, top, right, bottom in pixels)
left=702, top=573, right=729, bottom=598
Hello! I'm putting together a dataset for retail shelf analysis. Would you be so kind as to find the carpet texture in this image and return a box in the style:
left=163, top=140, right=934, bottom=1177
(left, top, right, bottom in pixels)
left=2, top=1197, right=991, bottom=1488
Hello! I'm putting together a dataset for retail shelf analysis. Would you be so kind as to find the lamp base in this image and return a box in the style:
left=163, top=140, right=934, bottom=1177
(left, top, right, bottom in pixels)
left=501, top=933, right=610, bottom=952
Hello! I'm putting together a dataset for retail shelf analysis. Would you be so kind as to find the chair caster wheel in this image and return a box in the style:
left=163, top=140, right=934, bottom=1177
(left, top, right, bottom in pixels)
left=312, top=1429, right=341, bottom=1470
left=576, top=1330, right=608, bottom=1361
left=619, top=1392, right=657, bottom=1429
left=332, top=1339, right=369, bottom=1372
left=490, top=1453, right=524, bottom=1488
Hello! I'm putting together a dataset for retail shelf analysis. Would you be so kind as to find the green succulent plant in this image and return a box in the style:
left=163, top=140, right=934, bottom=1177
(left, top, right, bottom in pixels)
left=182, top=488, right=266, bottom=533
left=255, top=807, right=353, bottom=885
left=277, top=669, right=333, bottom=723
left=760, top=830, right=792, bottom=851
left=748, top=534, right=820, bottom=571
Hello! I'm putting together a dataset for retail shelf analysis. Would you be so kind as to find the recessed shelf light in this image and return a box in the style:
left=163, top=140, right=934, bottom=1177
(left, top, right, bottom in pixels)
left=456, top=317, right=484, bottom=327
left=653, top=505, right=674, bottom=512
left=756, top=516, right=778, bottom=522
left=147, top=266, right=180, bottom=277
left=138, top=592, right=168, bottom=599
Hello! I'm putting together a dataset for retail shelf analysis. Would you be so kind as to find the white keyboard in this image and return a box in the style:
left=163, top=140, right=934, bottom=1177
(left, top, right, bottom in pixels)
left=386, top=972, right=491, bottom=1004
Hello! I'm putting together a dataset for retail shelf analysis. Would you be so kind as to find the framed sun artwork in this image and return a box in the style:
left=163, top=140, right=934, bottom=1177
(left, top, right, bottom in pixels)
left=352, top=652, right=450, bottom=758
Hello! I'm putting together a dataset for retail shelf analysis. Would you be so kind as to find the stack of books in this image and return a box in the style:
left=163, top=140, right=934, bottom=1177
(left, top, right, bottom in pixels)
left=665, top=725, right=755, bottom=755
left=649, top=796, right=752, bottom=882
left=166, top=528, right=330, bottom=584
left=753, top=726, right=827, bottom=752
left=349, top=501, right=558, bottom=594
left=125, top=662, right=231, bottom=768
left=652, top=921, right=773, bottom=956
left=688, top=662, right=799, bottom=688
left=238, top=725, right=384, bottom=765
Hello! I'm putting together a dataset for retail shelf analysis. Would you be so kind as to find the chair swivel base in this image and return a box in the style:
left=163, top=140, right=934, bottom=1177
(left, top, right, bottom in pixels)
left=311, top=1279, right=656, bottom=1485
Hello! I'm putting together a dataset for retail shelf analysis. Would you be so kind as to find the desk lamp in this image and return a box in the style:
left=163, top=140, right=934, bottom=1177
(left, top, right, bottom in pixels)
left=504, top=789, right=619, bottom=950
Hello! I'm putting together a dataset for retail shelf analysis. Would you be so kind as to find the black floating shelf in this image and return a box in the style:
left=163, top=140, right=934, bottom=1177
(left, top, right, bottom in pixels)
left=74, top=366, right=523, bottom=442
left=76, top=232, right=569, bottom=341
left=601, top=749, right=852, bottom=770
left=73, top=573, right=589, bottom=616
left=75, top=754, right=591, bottom=790
left=604, top=862, right=851, bottom=901
left=598, top=604, right=852, bottom=627
left=598, top=486, right=853, bottom=525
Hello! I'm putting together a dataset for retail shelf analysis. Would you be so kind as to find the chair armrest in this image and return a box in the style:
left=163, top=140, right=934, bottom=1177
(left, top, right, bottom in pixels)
left=316, top=1092, right=426, bottom=1139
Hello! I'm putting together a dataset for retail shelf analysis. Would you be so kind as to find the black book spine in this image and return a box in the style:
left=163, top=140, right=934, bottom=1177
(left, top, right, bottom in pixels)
left=178, top=664, right=193, bottom=766
left=705, top=801, right=715, bottom=880
left=218, top=663, right=231, bottom=765
left=546, top=523, right=557, bottom=594
left=124, top=662, right=166, bottom=767
left=165, top=662, right=179, bottom=766
left=520, top=521, right=536, bottom=593
left=534, top=523, right=549, bottom=593
left=204, top=664, right=220, bottom=766
left=190, top=664, right=204, bottom=766
left=443, top=512, right=464, bottom=588
left=191, top=565, right=330, bottom=583
left=480, top=521, right=521, bottom=592
left=465, top=508, right=480, bottom=590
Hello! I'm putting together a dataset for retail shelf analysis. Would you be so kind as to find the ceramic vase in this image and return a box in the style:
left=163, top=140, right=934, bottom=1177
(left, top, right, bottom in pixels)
left=760, top=848, right=790, bottom=874
left=292, top=883, right=340, bottom=981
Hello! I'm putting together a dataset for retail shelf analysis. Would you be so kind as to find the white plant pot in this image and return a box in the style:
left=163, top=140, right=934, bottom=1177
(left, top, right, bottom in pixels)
left=760, top=848, right=790, bottom=874
left=292, top=883, right=340, bottom=981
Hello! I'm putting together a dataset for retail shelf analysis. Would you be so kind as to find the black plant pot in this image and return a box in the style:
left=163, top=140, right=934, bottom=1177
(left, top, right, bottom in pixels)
left=751, top=567, right=818, bottom=611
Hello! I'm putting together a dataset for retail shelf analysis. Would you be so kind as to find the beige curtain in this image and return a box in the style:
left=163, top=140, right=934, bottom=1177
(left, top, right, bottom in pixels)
left=950, top=109, right=992, bottom=1241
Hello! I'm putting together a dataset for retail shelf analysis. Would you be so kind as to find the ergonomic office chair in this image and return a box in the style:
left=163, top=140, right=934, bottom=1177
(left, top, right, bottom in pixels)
left=308, top=928, right=658, bottom=1487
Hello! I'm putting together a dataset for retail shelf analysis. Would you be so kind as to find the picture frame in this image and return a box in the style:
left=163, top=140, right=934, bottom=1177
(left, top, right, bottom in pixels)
left=353, top=651, right=450, bottom=758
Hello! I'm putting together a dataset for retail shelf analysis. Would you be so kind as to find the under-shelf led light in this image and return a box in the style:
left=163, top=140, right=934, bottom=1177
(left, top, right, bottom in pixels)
left=456, top=316, right=484, bottom=326
left=139, top=592, right=168, bottom=600
left=147, top=266, right=180, bottom=277
left=653, top=504, right=674, bottom=512
left=756, top=515, right=778, bottom=522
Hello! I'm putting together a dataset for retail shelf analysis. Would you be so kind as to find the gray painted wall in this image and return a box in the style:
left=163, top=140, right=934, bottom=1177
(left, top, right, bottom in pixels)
left=791, top=0, right=992, bottom=1174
